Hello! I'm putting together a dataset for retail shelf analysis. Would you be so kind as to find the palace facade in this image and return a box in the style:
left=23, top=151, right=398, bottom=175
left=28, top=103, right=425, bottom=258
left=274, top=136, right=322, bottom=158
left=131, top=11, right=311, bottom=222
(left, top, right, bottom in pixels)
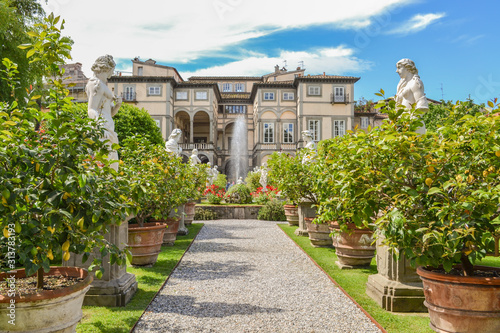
left=106, top=58, right=370, bottom=179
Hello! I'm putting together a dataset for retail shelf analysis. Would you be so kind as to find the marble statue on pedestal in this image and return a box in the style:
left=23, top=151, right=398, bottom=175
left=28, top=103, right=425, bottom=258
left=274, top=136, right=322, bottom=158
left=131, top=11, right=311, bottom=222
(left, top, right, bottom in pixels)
left=86, top=55, right=122, bottom=171
left=165, top=129, right=183, bottom=156
left=190, top=148, right=201, bottom=166
left=301, top=130, right=317, bottom=164
left=211, top=165, right=219, bottom=185
left=395, top=58, right=429, bottom=134
left=237, top=177, right=244, bottom=185
left=259, top=162, right=268, bottom=192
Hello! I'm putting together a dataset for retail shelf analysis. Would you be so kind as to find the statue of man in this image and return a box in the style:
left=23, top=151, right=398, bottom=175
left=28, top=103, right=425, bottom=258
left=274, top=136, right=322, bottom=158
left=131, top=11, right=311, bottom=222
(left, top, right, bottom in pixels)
left=260, top=162, right=268, bottom=192
left=190, top=148, right=201, bottom=166
left=165, top=129, right=182, bottom=156
left=86, top=55, right=121, bottom=171
left=301, top=130, right=317, bottom=164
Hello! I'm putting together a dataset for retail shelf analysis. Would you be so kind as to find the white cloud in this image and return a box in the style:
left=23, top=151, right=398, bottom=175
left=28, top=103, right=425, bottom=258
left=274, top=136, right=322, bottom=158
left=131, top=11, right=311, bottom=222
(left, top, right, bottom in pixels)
left=388, top=13, right=446, bottom=35
left=41, top=0, right=410, bottom=76
left=181, top=46, right=372, bottom=78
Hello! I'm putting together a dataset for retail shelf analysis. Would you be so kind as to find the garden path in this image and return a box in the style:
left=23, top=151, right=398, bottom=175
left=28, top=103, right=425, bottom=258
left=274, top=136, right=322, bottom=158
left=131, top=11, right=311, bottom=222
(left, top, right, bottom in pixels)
left=132, top=219, right=382, bottom=333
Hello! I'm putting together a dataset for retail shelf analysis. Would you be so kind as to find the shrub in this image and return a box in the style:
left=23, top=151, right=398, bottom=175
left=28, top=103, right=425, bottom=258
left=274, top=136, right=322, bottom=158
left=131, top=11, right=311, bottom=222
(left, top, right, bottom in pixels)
left=225, top=183, right=252, bottom=204
left=245, top=170, right=261, bottom=193
left=194, top=207, right=218, bottom=220
left=251, top=185, right=279, bottom=204
left=213, top=173, right=227, bottom=189
left=204, top=184, right=225, bottom=204
left=258, top=200, right=286, bottom=221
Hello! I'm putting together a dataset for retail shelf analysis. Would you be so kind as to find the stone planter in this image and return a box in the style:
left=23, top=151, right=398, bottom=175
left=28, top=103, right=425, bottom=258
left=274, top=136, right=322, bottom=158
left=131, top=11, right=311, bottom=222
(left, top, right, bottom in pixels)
left=162, top=217, right=180, bottom=246
left=417, top=265, right=500, bottom=333
left=305, top=217, right=333, bottom=247
left=283, top=204, right=299, bottom=226
left=330, top=222, right=376, bottom=269
left=184, top=201, right=196, bottom=226
left=0, top=266, right=92, bottom=333
left=128, top=222, right=166, bottom=266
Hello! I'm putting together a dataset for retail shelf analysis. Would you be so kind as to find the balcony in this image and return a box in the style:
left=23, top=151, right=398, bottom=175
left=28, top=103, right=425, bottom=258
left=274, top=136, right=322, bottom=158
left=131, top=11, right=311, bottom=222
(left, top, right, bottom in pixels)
left=331, top=92, right=350, bottom=104
left=122, top=92, right=136, bottom=102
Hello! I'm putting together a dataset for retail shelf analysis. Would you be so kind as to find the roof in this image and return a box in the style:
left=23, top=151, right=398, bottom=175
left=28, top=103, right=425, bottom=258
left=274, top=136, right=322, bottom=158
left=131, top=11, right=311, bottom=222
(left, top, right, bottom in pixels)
left=188, top=76, right=263, bottom=81
left=108, top=76, right=177, bottom=83
left=296, top=75, right=360, bottom=83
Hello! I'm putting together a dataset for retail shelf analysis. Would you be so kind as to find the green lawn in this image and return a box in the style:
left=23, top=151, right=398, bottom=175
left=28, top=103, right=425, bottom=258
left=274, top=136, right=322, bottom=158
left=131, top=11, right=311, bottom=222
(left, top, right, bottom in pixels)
left=76, top=223, right=203, bottom=333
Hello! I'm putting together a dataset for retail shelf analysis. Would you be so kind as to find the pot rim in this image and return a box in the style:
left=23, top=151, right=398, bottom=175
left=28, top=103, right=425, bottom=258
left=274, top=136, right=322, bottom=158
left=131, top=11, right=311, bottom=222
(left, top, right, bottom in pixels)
left=329, top=221, right=373, bottom=231
left=417, top=265, right=500, bottom=285
left=0, top=266, right=92, bottom=303
left=129, top=221, right=167, bottom=230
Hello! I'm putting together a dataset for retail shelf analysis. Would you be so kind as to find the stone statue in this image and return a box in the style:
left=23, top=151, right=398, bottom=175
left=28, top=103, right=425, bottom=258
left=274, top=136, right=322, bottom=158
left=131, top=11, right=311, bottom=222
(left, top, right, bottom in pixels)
left=206, top=162, right=213, bottom=186
left=237, top=177, right=244, bottom=185
left=165, top=128, right=183, bottom=156
left=395, top=58, right=429, bottom=133
left=190, top=148, right=201, bottom=166
left=86, top=55, right=122, bottom=171
left=395, top=59, right=429, bottom=110
left=259, top=162, right=268, bottom=192
left=301, top=130, right=317, bottom=164
left=211, top=165, right=219, bottom=185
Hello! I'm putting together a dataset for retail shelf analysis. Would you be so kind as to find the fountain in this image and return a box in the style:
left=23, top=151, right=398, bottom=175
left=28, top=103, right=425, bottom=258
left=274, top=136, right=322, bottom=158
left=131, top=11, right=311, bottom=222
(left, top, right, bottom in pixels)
left=229, top=116, right=248, bottom=181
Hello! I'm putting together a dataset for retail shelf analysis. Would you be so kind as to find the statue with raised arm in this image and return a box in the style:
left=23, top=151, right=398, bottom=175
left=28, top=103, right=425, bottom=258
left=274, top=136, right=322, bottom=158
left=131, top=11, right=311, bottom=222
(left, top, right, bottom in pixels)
left=190, top=148, right=201, bottom=166
left=301, top=130, right=317, bottom=164
left=259, top=162, right=268, bottom=192
left=86, top=55, right=122, bottom=171
left=165, top=128, right=183, bottom=156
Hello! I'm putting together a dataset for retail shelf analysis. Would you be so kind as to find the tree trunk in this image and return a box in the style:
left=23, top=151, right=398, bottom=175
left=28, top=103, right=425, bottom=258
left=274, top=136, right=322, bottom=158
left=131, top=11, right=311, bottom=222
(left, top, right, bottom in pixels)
left=460, top=252, right=474, bottom=277
left=36, top=266, right=44, bottom=289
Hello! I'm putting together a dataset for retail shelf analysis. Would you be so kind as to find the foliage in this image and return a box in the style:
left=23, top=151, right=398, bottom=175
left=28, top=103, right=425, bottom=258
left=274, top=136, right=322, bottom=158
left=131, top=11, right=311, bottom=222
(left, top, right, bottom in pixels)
left=204, top=184, right=225, bottom=204
left=194, top=207, right=218, bottom=220
left=316, top=90, right=500, bottom=276
left=257, top=199, right=286, bottom=221
left=245, top=169, right=261, bottom=193
left=267, top=151, right=318, bottom=205
left=0, top=0, right=47, bottom=105
left=251, top=185, right=279, bottom=204
left=213, top=172, right=227, bottom=189
left=120, top=136, right=190, bottom=225
left=225, top=183, right=252, bottom=204
left=423, top=99, right=484, bottom=132
left=354, top=97, right=375, bottom=113
left=0, top=14, right=131, bottom=287
left=185, top=163, right=209, bottom=202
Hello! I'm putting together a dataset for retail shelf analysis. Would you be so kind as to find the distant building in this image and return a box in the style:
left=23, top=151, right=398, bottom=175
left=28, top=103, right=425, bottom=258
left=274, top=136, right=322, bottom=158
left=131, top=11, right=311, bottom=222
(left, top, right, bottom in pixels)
left=106, top=58, right=361, bottom=179
left=60, top=63, right=88, bottom=103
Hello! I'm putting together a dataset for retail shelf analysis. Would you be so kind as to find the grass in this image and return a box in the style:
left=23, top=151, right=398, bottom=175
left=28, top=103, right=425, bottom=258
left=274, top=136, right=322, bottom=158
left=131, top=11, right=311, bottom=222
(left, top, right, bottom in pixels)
left=76, top=223, right=203, bottom=333
left=279, top=224, right=500, bottom=333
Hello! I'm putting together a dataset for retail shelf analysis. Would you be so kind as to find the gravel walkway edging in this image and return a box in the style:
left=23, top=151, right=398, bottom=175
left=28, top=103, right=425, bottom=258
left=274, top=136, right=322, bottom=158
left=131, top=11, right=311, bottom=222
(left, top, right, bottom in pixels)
left=277, top=225, right=387, bottom=333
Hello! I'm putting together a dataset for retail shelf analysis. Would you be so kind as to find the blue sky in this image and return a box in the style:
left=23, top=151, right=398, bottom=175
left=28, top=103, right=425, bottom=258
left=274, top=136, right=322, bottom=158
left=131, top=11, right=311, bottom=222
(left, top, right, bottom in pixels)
left=43, top=0, right=500, bottom=104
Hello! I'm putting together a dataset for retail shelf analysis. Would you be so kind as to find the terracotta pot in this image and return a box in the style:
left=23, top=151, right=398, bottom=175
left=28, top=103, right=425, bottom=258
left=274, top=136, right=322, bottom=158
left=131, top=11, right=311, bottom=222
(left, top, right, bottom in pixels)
left=284, top=204, right=299, bottom=226
left=417, top=265, right=500, bottom=333
left=161, top=217, right=180, bottom=246
left=330, top=222, right=375, bottom=268
left=305, top=217, right=333, bottom=247
left=184, top=202, right=196, bottom=226
left=128, top=222, right=167, bottom=266
left=0, top=266, right=92, bottom=333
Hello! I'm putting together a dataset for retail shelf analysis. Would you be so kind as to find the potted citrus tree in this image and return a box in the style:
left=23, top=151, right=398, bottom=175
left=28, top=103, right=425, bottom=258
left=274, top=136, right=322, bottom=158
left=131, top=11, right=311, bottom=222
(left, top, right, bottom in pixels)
left=0, top=14, right=131, bottom=332
left=361, top=96, right=500, bottom=332
left=121, top=136, right=189, bottom=264
left=181, top=162, right=208, bottom=227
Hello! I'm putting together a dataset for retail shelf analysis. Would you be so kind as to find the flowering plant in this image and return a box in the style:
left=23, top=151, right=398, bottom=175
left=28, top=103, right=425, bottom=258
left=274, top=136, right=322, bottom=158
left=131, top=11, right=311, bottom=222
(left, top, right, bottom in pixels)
left=251, top=185, right=279, bottom=204
left=204, top=184, right=225, bottom=204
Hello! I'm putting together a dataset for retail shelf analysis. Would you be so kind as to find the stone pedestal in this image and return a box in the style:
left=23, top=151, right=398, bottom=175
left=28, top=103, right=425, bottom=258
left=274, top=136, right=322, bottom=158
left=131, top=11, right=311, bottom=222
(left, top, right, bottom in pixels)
left=295, top=201, right=316, bottom=236
left=366, top=237, right=426, bottom=312
left=173, top=205, right=188, bottom=236
left=64, top=221, right=138, bottom=307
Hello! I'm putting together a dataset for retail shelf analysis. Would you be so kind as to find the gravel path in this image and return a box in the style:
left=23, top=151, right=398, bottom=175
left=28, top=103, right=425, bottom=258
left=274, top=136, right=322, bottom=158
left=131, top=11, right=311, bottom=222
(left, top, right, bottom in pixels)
left=133, top=219, right=382, bottom=333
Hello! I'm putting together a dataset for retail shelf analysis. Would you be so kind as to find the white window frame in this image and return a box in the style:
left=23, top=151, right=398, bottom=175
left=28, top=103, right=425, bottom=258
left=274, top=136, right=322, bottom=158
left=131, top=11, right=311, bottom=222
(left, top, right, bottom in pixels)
left=308, top=119, right=320, bottom=141
left=175, top=91, right=188, bottom=100
left=263, top=123, right=274, bottom=143
left=124, top=86, right=135, bottom=101
left=283, top=123, right=294, bottom=143
left=148, top=86, right=161, bottom=96
left=334, top=120, right=346, bottom=137
left=154, top=119, right=161, bottom=128
left=360, top=116, right=369, bottom=129
left=263, top=92, right=275, bottom=100
left=283, top=92, right=295, bottom=100
left=222, top=83, right=232, bottom=92
left=195, top=91, right=208, bottom=100
left=308, top=85, right=321, bottom=96
left=235, top=83, right=244, bottom=92
left=334, top=86, right=345, bottom=102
